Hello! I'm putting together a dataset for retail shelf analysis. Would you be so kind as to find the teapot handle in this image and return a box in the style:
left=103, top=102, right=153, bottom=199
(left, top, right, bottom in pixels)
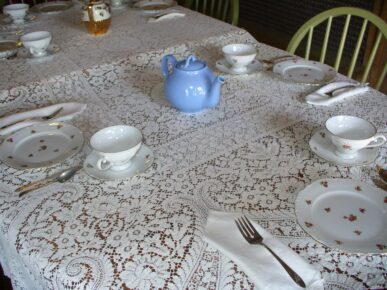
left=87, top=4, right=94, bottom=23
left=161, top=55, right=177, bottom=77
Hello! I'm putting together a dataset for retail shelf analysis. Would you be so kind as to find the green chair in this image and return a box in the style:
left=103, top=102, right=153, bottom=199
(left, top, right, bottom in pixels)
left=183, top=0, right=239, bottom=26
left=287, top=7, right=387, bottom=90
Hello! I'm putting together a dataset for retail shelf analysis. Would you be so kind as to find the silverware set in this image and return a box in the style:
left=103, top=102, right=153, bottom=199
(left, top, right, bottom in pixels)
left=17, top=165, right=82, bottom=197
left=235, top=215, right=306, bottom=288
left=0, top=106, right=63, bottom=129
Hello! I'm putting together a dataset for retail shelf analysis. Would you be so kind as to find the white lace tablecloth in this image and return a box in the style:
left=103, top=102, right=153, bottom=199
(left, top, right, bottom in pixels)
left=0, top=4, right=386, bottom=290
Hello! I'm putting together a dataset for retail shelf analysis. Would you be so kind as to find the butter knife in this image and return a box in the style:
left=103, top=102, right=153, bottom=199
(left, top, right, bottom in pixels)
left=17, top=165, right=82, bottom=197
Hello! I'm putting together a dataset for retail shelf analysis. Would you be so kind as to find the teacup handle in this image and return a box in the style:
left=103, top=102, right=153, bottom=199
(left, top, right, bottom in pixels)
left=161, top=55, right=177, bottom=77
left=29, top=47, right=37, bottom=55
left=97, top=158, right=112, bottom=171
left=366, top=134, right=386, bottom=148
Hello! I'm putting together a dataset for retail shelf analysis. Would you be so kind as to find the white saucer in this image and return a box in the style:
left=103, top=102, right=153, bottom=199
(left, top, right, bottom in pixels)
left=18, top=43, right=60, bottom=60
left=1, top=14, right=36, bottom=27
left=215, top=58, right=262, bottom=75
left=84, top=145, right=154, bottom=180
left=309, top=129, right=378, bottom=166
left=0, top=122, right=84, bottom=169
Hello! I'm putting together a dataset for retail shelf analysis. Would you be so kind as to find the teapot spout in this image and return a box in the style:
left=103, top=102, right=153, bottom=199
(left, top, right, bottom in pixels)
left=207, top=76, right=225, bottom=108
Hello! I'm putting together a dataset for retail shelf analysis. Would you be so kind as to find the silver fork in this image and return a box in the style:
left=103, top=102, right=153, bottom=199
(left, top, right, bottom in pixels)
left=235, top=216, right=306, bottom=288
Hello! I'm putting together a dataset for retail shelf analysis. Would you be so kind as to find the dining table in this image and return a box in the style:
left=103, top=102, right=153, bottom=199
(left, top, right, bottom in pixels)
left=0, top=1, right=386, bottom=290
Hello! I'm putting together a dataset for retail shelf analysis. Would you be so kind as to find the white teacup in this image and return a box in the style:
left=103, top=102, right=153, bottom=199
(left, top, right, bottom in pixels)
left=20, top=31, right=52, bottom=57
left=3, top=4, right=29, bottom=24
left=325, top=115, right=386, bottom=159
left=222, top=44, right=257, bottom=73
left=90, top=125, right=142, bottom=171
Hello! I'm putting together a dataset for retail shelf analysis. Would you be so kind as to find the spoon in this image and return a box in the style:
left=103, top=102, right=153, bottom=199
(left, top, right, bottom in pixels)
left=17, top=165, right=82, bottom=197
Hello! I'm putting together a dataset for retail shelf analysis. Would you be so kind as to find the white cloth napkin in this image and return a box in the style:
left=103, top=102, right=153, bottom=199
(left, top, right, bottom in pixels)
left=305, top=81, right=369, bottom=106
left=0, top=102, right=87, bottom=136
left=204, top=211, right=324, bottom=290
left=148, top=11, right=186, bottom=22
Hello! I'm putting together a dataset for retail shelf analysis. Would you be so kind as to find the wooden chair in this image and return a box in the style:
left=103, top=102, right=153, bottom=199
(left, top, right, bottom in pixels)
left=287, top=7, right=387, bottom=91
left=183, top=0, right=239, bottom=26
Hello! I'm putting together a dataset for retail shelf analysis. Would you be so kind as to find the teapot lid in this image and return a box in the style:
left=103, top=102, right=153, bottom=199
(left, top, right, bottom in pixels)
left=176, top=55, right=206, bottom=71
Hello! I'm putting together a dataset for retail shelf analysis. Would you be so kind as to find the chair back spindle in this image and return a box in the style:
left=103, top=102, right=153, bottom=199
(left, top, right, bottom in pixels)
left=287, top=7, right=387, bottom=91
left=184, top=0, right=239, bottom=26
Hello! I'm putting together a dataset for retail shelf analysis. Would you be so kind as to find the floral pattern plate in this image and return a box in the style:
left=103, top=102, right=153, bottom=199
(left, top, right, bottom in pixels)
left=32, top=1, right=73, bottom=14
left=0, top=39, right=19, bottom=59
left=84, top=145, right=154, bottom=180
left=273, top=59, right=336, bottom=85
left=0, top=122, right=83, bottom=169
left=295, top=178, right=387, bottom=253
left=135, top=0, right=177, bottom=14
left=309, top=129, right=378, bottom=166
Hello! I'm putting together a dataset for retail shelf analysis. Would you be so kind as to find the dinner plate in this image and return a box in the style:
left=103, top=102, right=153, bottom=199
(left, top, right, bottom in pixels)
left=84, top=145, right=154, bottom=180
left=295, top=178, right=387, bottom=253
left=0, top=39, right=19, bottom=59
left=273, top=59, right=336, bottom=85
left=309, top=129, right=378, bottom=166
left=0, top=122, right=83, bottom=169
left=135, top=0, right=176, bottom=14
left=33, top=1, right=73, bottom=14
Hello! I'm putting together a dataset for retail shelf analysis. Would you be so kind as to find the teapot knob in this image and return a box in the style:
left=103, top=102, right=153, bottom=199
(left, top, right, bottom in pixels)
left=183, top=55, right=197, bottom=69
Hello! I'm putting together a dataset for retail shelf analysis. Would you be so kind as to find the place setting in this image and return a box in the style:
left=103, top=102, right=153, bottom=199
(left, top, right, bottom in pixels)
left=309, top=115, right=386, bottom=166
left=83, top=125, right=154, bottom=180
left=0, top=29, right=61, bottom=62
left=1, top=3, right=37, bottom=28
left=215, top=43, right=262, bottom=75
left=0, top=104, right=155, bottom=191
left=17, top=31, right=61, bottom=61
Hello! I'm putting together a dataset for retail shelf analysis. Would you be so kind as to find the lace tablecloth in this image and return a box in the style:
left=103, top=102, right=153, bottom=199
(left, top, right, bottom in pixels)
left=0, top=4, right=386, bottom=290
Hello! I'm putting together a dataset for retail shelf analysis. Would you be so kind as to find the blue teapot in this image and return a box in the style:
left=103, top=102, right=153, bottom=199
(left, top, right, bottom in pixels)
left=161, top=54, right=225, bottom=112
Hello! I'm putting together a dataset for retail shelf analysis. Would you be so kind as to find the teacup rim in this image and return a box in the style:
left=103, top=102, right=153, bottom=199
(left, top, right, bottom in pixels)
left=21, top=31, right=52, bottom=42
left=3, top=3, right=29, bottom=10
left=90, top=125, right=142, bottom=153
left=325, top=115, right=377, bottom=141
left=222, top=43, right=257, bottom=55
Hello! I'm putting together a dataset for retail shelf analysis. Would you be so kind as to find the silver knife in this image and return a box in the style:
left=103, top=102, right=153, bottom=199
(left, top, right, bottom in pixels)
left=17, top=165, right=82, bottom=197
